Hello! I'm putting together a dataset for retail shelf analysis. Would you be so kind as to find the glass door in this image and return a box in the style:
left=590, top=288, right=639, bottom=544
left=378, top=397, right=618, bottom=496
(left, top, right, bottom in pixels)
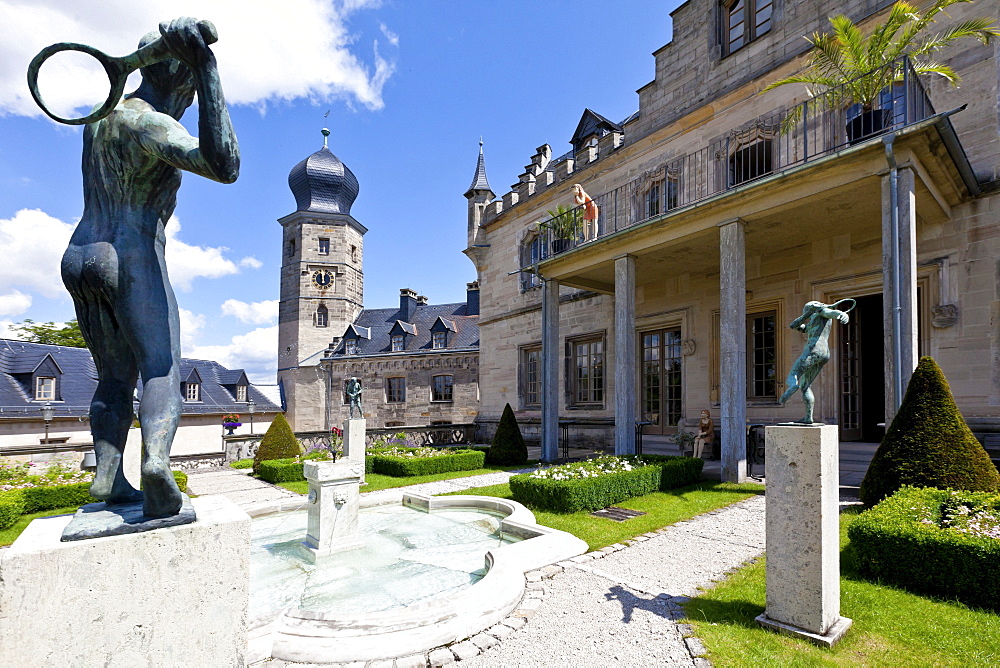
left=641, top=328, right=683, bottom=435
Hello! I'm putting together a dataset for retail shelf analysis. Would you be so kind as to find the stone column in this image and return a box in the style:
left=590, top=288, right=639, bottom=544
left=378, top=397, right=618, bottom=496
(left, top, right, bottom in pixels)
left=719, top=219, right=747, bottom=483
left=541, top=278, right=560, bottom=463
left=303, top=459, right=364, bottom=561
left=882, top=165, right=918, bottom=424
left=614, top=255, right=637, bottom=455
left=756, top=425, right=852, bottom=646
left=343, top=417, right=366, bottom=483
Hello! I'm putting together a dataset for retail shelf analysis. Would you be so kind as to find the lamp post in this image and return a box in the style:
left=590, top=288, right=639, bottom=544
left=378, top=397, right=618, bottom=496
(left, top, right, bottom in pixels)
left=248, top=398, right=256, bottom=435
left=41, top=401, right=54, bottom=445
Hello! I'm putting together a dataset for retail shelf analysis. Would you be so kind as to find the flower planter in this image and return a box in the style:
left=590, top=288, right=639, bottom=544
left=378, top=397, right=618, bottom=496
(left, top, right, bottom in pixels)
left=846, top=108, right=893, bottom=145
left=551, top=238, right=572, bottom=254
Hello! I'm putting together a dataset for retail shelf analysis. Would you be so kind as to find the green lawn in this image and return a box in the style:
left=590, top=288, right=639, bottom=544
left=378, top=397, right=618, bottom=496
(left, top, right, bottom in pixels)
left=277, top=464, right=534, bottom=495
left=0, top=506, right=80, bottom=546
left=442, top=481, right=764, bottom=551
left=683, top=509, right=1000, bottom=666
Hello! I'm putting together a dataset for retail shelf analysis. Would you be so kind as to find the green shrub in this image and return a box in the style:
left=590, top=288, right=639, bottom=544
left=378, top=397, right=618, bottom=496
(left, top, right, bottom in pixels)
left=253, top=413, right=301, bottom=475
left=256, top=458, right=305, bottom=483
left=509, top=463, right=662, bottom=513
left=860, top=357, right=1000, bottom=506
left=20, top=482, right=94, bottom=514
left=639, top=454, right=705, bottom=489
left=848, top=486, right=1000, bottom=611
left=172, top=470, right=188, bottom=494
left=487, top=403, right=528, bottom=466
left=0, top=494, right=26, bottom=530
left=230, top=458, right=254, bottom=469
left=371, top=449, right=485, bottom=477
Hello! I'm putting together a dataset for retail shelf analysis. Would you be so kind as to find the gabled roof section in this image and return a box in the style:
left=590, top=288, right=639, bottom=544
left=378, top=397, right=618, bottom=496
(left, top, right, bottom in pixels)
left=389, top=321, right=418, bottom=337
left=343, top=324, right=372, bottom=340
left=431, top=317, right=457, bottom=333
left=8, top=352, right=63, bottom=376
left=571, top=108, right=623, bottom=149
left=182, top=367, right=203, bottom=384
left=217, top=370, right=248, bottom=386
left=464, top=139, right=494, bottom=198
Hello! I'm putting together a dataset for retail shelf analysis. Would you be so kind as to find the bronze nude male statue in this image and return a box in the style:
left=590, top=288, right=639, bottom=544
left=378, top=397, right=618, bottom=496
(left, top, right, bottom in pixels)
left=779, top=299, right=854, bottom=424
left=36, top=18, right=239, bottom=518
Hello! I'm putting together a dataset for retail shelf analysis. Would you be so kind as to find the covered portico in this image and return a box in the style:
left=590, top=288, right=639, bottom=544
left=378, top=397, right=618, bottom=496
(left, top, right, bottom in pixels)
left=533, top=115, right=977, bottom=482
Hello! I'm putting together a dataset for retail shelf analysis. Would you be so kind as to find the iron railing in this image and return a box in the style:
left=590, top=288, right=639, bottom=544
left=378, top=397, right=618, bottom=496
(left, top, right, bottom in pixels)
left=520, top=57, right=934, bottom=287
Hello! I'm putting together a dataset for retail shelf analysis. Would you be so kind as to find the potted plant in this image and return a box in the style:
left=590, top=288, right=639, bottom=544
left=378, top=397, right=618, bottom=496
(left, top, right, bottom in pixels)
left=544, top=204, right=582, bottom=254
left=763, top=0, right=998, bottom=143
left=222, top=413, right=242, bottom=436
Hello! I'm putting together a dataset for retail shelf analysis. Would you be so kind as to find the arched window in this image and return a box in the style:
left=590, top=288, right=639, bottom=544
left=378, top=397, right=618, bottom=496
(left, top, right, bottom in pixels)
left=315, top=305, right=328, bottom=328
left=722, top=0, right=772, bottom=56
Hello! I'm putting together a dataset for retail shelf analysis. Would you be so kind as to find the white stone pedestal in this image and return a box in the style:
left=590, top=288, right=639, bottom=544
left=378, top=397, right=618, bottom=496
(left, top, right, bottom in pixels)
left=756, top=424, right=851, bottom=647
left=343, top=417, right=366, bottom=483
left=303, top=459, right=364, bottom=560
left=0, top=495, right=250, bottom=666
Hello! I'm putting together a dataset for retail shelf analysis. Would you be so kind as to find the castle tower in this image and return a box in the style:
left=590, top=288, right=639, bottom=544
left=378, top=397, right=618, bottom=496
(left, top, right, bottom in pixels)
left=277, top=128, right=365, bottom=429
left=463, top=139, right=494, bottom=272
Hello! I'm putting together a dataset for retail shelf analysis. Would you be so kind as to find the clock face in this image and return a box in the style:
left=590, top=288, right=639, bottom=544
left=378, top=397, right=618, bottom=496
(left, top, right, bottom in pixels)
left=312, top=269, right=334, bottom=289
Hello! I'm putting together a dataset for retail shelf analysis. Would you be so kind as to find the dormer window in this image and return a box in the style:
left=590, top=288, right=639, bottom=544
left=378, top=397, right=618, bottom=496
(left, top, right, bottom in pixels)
left=35, top=376, right=56, bottom=401
left=722, top=0, right=772, bottom=56
left=345, top=339, right=359, bottom=355
left=236, top=385, right=248, bottom=402
left=318, top=237, right=330, bottom=255
left=430, top=317, right=457, bottom=350
left=185, top=383, right=201, bottom=401
left=391, top=334, right=405, bottom=352
left=432, top=331, right=447, bottom=349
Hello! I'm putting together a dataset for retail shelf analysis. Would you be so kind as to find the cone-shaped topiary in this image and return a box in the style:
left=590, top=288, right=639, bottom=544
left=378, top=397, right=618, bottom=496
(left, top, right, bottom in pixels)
left=253, top=413, right=301, bottom=475
left=487, top=403, right=528, bottom=466
left=859, top=356, right=1000, bottom=506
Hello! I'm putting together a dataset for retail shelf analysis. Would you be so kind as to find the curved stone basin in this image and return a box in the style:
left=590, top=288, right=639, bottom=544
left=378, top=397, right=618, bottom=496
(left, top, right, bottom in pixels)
left=246, top=493, right=587, bottom=664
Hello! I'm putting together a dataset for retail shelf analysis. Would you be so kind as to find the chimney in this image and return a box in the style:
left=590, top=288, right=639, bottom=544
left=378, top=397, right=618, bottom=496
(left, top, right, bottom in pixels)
left=416, top=295, right=428, bottom=306
left=466, top=280, right=480, bottom=316
left=399, top=288, right=418, bottom=322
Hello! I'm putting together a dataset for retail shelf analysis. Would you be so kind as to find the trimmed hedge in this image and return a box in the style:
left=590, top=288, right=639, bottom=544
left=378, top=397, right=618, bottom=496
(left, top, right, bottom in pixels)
left=640, top=455, right=705, bottom=490
left=510, top=464, right=662, bottom=513
left=256, top=458, right=305, bottom=484
left=230, top=458, right=254, bottom=470
left=0, top=495, right=24, bottom=530
left=487, top=403, right=528, bottom=466
left=370, top=449, right=485, bottom=477
left=848, top=486, right=1000, bottom=611
left=253, top=413, right=301, bottom=475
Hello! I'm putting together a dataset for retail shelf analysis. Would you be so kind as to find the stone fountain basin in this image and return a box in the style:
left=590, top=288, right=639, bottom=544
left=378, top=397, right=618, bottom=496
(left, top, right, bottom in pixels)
left=245, top=492, right=588, bottom=664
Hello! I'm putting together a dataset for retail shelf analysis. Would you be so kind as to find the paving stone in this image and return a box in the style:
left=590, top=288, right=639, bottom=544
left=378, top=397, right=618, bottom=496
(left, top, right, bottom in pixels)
left=556, top=560, right=577, bottom=569
left=366, top=661, right=395, bottom=668
left=469, top=634, right=497, bottom=651
left=525, top=589, right=545, bottom=599
left=394, top=654, right=427, bottom=668
left=676, top=623, right=694, bottom=636
left=519, top=597, right=542, bottom=611
left=428, top=648, right=454, bottom=667
left=502, top=615, right=527, bottom=630
left=631, top=535, right=650, bottom=542
left=610, top=543, right=627, bottom=550
left=685, top=637, right=708, bottom=657
left=487, top=624, right=513, bottom=639
left=540, top=565, right=563, bottom=576
left=693, top=658, right=712, bottom=668
left=525, top=571, right=544, bottom=582
left=449, top=642, right=480, bottom=661
left=570, top=555, right=591, bottom=563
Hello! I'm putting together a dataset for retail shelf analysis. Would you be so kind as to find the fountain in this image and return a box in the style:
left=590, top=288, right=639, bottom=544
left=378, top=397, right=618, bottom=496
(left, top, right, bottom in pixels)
left=245, top=419, right=588, bottom=664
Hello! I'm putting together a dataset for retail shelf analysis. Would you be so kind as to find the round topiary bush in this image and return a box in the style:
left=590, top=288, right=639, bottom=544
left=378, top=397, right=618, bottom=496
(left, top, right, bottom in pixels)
left=486, top=403, right=528, bottom=466
left=859, top=356, right=1000, bottom=507
left=253, top=413, right=301, bottom=475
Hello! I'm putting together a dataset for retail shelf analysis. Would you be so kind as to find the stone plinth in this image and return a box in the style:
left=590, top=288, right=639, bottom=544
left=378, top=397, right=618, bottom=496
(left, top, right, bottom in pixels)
left=343, top=417, right=366, bottom=483
left=0, top=495, right=250, bottom=666
left=756, top=424, right=851, bottom=647
left=303, top=459, right=364, bottom=560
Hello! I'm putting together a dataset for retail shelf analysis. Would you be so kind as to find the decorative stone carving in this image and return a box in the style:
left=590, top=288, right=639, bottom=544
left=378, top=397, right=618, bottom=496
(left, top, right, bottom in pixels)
left=931, top=303, right=959, bottom=328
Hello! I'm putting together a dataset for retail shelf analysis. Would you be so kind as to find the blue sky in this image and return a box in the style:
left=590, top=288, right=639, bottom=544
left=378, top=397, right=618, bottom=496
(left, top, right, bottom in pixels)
left=0, top=0, right=682, bottom=382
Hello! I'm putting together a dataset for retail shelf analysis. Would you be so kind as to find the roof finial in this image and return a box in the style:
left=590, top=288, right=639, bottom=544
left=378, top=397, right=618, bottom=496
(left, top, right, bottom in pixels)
left=321, top=127, right=330, bottom=148
left=479, top=136, right=483, bottom=150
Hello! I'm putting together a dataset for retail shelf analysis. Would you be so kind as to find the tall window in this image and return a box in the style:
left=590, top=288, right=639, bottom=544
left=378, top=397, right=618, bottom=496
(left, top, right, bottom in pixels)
left=315, top=304, right=328, bottom=327
left=432, top=332, right=447, bottom=349
left=318, top=237, right=330, bottom=255
left=723, top=0, right=772, bottom=56
left=729, top=137, right=773, bottom=185
left=287, top=238, right=295, bottom=257
left=748, top=312, right=777, bottom=398
left=432, top=375, right=453, bottom=402
left=666, top=171, right=679, bottom=210
left=35, top=377, right=55, bottom=401
left=236, top=385, right=248, bottom=402
left=391, top=334, right=405, bottom=352
left=521, top=235, right=543, bottom=291
left=641, top=329, right=682, bottom=427
left=571, top=336, right=604, bottom=405
left=385, top=377, right=406, bottom=403
left=645, top=181, right=662, bottom=218
left=520, top=346, right=541, bottom=408
left=345, top=339, right=359, bottom=355
left=185, top=383, right=200, bottom=401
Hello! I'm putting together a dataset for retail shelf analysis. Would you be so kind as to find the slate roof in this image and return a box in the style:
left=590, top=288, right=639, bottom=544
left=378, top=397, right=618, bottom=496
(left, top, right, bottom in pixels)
left=288, top=140, right=360, bottom=216
left=464, top=140, right=493, bottom=197
left=0, top=339, right=280, bottom=418
left=328, top=301, right=479, bottom=358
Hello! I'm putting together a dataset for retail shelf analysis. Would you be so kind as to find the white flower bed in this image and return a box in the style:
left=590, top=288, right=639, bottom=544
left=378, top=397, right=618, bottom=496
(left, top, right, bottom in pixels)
left=530, top=455, right=640, bottom=481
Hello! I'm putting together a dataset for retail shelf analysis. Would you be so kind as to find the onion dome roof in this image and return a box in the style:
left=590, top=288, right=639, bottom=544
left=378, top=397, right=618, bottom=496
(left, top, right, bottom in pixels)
left=288, top=128, right=359, bottom=215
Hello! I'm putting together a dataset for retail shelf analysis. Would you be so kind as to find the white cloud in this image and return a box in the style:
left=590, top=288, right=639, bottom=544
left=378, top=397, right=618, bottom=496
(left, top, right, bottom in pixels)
left=380, top=22, right=399, bottom=47
left=0, top=209, right=76, bottom=299
left=0, top=290, right=32, bottom=317
left=239, top=256, right=263, bottom=270
left=0, top=320, right=16, bottom=338
left=187, top=325, right=278, bottom=384
left=220, top=299, right=278, bottom=325
left=1, top=0, right=397, bottom=119
left=164, top=216, right=241, bottom=291
left=178, top=307, right=205, bottom=350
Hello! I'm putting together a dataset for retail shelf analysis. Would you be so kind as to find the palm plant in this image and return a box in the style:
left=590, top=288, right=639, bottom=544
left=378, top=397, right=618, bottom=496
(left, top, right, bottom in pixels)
left=543, top=204, right=582, bottom=240
left=764, top=0, right=998, bottom=131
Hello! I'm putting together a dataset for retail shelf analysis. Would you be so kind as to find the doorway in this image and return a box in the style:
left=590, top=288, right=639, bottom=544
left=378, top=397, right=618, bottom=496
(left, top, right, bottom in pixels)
left=640, top=328, right=682, bottom=435
left=839, top=294, right=885, bottom=441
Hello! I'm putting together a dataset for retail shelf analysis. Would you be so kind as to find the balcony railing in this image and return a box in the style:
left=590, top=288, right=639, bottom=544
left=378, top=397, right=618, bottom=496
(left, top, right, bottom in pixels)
left=519, top=57, right=934, bottom=288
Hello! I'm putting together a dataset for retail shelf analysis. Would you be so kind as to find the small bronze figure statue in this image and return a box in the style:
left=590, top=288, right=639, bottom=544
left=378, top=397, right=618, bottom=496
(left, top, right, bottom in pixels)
left=779, top=299, right=855, bottom=424
left=346, top=377, right=364, bottom=418
left=32, top=18, right=239, bottom=519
